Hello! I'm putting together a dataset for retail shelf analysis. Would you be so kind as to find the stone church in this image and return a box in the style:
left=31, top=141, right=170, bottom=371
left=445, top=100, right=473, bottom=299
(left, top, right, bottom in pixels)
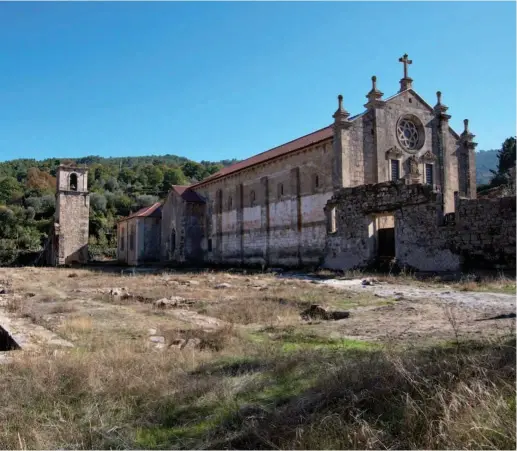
left=157, top=54, right=489, bottom=270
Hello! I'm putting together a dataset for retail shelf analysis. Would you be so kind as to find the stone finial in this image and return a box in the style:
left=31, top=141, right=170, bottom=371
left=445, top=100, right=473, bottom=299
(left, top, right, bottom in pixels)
left=333, top=94, right=351, bottom=125
left=398, top=53, right=413, bottom=92
left=461, top=118, right=476, bottom=146
left=365, top=75, right=384, bottom=109
left=434, top=90, right=450, bottom=121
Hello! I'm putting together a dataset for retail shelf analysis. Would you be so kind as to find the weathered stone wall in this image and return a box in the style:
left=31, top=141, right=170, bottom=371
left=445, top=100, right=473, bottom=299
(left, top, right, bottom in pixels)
left=117, top=218, right=138, bottom=265
left=161, top=190, right=185, bottom=262
left=452, top=195, right=516, bottom=269
left=323, top=181, right=516, bottom=272
left=375, top=91, right=464, bottom=211
left=192, top=139, right=334, bottom=267
left=183, top=202, right=205, bottom=264
left=161, top=191, right=206, bottom=264
left=324, top=181, right=438, bottom=270
left=55, top=191, right=90, bottom=265
left=140, top=217, right=161, bottom=263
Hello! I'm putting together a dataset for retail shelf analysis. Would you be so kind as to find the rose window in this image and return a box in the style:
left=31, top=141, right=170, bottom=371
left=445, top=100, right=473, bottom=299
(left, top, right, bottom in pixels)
left=397, top=119, right=419, bottom=150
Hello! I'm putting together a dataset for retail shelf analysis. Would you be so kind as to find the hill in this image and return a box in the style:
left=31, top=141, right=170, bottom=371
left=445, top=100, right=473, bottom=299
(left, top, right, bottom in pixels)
left=475, top=149, right=499, bottom=185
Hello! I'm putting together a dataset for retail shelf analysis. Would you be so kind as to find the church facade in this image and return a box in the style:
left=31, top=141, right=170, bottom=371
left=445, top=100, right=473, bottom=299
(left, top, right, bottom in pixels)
left=159, top=54, right=480, bottom=269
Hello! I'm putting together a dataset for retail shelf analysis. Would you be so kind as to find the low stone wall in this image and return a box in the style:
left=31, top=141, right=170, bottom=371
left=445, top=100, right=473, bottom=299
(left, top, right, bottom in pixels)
left=453, top=195, right=516, bottom=269
left=323, top=180, right=516, bottom=272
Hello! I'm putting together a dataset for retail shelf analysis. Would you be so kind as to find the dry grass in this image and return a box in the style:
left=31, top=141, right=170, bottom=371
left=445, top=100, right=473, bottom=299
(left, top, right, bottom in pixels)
left=0, top=266, right=515, bottom=449
left=0, top=336, right=514, bottom=450
left=456, top=273, right=516, bottom=294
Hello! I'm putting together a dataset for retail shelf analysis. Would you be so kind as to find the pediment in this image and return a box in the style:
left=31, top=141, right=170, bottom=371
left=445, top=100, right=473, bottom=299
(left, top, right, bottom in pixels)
left=419, top=150, right=437, bottom=163
left=386, top=146, right=403, bottom=159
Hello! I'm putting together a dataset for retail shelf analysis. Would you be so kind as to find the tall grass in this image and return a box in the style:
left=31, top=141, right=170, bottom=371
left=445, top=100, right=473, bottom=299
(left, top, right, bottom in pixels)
left=0, top=337, right=514, bottom=449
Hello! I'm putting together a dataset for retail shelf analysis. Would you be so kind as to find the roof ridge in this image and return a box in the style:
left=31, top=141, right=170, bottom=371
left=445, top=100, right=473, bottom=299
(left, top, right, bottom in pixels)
left=237, top=124, right=332, bottom=161
left=193, top=124, right=333, bottom=187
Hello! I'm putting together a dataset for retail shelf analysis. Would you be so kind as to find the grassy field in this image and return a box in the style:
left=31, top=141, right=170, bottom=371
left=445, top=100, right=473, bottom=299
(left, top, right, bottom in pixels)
left=0, top=267, right=515, bottom=449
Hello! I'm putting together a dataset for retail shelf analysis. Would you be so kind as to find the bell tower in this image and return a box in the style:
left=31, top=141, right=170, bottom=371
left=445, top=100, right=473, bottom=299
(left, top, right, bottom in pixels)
left=53, top=165, right=90, bottom=265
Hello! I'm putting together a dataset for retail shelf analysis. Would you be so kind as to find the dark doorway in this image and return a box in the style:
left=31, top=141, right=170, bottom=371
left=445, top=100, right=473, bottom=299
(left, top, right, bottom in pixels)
left=378, top=227, right=395, bottom=258
left=0, top=326, right=20, bottom=351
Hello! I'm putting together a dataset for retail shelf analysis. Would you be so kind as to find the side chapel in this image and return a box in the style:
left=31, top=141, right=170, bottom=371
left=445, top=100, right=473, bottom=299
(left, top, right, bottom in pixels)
left=154, top=54, right=477, bottom=268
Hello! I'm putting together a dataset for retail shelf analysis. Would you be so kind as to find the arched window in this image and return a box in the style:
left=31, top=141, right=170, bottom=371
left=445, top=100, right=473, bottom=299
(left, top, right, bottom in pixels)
left=70, top=173, right=78, bottom=191
left=250, top=190, right=256, bottom=206
left=314, top=174, right=320, bottom=189
left=228, top=196, right=233, bottom=210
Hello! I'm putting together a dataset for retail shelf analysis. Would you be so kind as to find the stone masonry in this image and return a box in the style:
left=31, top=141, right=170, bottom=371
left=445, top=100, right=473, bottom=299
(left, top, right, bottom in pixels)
left=47, top=165, right=90, bottom=265
left=323, top=180, right=516, bottom=272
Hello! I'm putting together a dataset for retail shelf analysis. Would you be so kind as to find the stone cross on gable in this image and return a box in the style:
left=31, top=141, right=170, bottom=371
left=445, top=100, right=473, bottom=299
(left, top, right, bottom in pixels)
left=399, top=53, right=412, bottom=79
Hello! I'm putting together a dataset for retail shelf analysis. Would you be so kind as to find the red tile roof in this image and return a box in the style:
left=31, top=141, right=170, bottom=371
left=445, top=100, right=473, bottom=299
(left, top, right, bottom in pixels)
left=171, top=185, right=206, bottom=203
left=117, top=202, right=162, bottom=223
left=193, top=125, right=333, bottom=187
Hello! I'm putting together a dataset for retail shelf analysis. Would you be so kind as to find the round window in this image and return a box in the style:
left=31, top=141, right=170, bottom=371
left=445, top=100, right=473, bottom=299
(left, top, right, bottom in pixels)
left=396, top=116, right=424, bottom=152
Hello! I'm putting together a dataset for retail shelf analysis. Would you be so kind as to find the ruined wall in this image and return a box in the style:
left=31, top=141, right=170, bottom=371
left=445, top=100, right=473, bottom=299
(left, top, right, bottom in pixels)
left=323, top=181, right=516, bottom=272
left=192, top=139, right=334, bottom=267
left=453, top=196, right=516, bottom=269
left=324, top=181, right=438, bottom=270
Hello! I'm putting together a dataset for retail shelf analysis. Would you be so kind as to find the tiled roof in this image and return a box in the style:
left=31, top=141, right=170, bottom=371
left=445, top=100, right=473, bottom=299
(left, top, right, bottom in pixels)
left=193, top=125, right=334, bottom=187
left=171, top=185, right=206, bottom=203
left=118, top=202, right=162, bottom=223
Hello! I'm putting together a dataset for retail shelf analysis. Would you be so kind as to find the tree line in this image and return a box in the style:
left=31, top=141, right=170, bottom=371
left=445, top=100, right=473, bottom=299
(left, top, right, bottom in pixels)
left=0, top=154, right=237, bottom=264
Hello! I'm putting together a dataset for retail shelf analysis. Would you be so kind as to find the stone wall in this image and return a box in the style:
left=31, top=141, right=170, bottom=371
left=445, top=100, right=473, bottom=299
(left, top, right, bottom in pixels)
left=161, top=191, right=206, bottom=264
left=55, top=192, right=90, bottom=265
left=192, top=139, right=335, bottom=267
left=452, top=195, right=516, bottom=269
left=161, top=190, right=186, bottom=263
left=323, top=180, right=516, bottom=272
left=140, top=217, right=161, bottom=263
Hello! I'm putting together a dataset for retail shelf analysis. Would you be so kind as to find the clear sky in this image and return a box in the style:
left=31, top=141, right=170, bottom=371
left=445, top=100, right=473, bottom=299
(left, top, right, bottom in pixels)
left=0, top=1, right=515, bottom=163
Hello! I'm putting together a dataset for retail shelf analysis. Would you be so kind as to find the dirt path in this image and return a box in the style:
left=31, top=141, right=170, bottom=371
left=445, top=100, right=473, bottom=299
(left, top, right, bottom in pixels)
left=285, top=275, right=516, bottom=314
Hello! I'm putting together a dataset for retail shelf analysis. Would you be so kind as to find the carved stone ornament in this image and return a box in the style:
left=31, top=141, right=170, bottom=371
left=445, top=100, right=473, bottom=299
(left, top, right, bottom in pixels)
left=419, top=150, right=437, bottom=163
left=407, top=155, right=420, bottom=177
left=386, top=146, right=403, bottom=159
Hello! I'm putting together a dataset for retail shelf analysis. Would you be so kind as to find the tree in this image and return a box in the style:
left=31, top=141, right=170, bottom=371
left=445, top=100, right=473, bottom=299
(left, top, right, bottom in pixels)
left=25, top=167, right=56, bottom=195
left=90, top=193, right=107, bottom=213
left=0, top=176, right=23, bottom=204
left=141, top=164, right=164, bottom=188
left=162, top=167, right=187, bottom=191
left=490, top=137, right=516, bottom=187
left=119, top=168, right=136, bottom=185
left=135, top=195, right=159, bottom=209
left=181, top=161, right=204, bottom=181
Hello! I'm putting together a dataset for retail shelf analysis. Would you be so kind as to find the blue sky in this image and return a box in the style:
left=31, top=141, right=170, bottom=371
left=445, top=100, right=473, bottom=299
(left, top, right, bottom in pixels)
left=0, top=2, right=515, bottom=163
